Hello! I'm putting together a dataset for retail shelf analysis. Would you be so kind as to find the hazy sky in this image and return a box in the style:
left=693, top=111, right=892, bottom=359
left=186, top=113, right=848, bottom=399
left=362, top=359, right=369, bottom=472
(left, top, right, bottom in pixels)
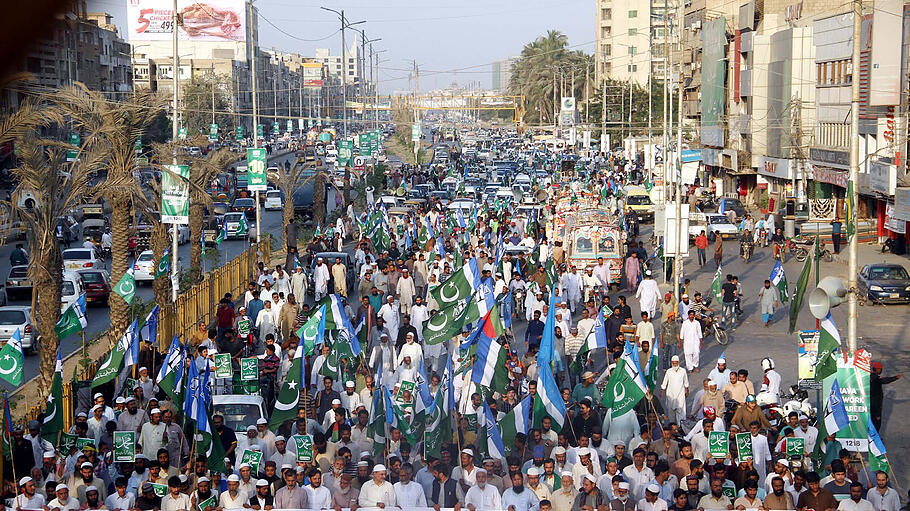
left=88, top=0, right=593, bottom=93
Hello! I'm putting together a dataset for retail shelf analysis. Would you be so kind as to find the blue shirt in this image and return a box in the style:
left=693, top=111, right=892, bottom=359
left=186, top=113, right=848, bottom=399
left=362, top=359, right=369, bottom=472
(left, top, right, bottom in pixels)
left=247, top=298, right=264, bottom=332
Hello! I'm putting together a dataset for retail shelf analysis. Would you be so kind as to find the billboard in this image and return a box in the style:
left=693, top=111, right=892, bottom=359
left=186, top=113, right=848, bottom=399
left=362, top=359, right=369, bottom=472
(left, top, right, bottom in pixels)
left=127, top=0, right=246, bottom=41
left=701, top=17, right=727, bottom=147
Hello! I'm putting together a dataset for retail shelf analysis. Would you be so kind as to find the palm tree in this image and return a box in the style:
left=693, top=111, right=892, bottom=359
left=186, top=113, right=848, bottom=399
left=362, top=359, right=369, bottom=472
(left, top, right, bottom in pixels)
left=7, top=125, right=102, bottom=392
left=53, top=86, right=164, bottom=337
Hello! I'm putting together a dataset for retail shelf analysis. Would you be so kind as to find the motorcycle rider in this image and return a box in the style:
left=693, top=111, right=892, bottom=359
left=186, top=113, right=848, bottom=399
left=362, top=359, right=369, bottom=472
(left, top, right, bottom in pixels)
left=101, top=228, right=113, bottom=257
left=9, top=243, right=28, bottom=266
left=771, top=228, right=786, bottom=260
left=760, top=358, right=781, bottom=404
left=740, top=229, right=754, bottom=262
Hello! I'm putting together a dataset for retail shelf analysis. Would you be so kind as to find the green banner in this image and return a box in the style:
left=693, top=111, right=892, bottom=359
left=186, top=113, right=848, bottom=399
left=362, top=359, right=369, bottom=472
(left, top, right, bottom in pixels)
left=735, top=433, right=753, bottom=461
left=213, top=354, right=232, bottom=379
left=396, top=381, right=415, bottom=402
left=709, top=431, right=729, bottom=459
left=286, top=120, right=293, bottom=132
left=247, top=148, right=267, bottom=191
left=236, top=125, right=244, bottom=141
left=292, top=435, right=313, bottom=463
left=58, top=432, right=77, bottom=453
left=786, top=437, right=805, bottom=457
left=209, top=123, right=218, bottom=142
left=178, top=127, right=187, bottom=140
left=198, top=494, right=217, bottom=511
left=824, top=357, right=871, bottom=451
left=113, top=431, right=135, bottom=462
left=271, top=123, right=279, bottom=135
left=161, top=164, right=190, bottom=224
left=338, top=140, right=353, bottom=167
left=66, top=133, right=80, bottom=162
left=240, top=358, right=259, bottom=381
left=151, top=483, right=168, bottom=497
left=240, top=449, right=263, bottom=473
left=76, top=437, right=95, bottom=451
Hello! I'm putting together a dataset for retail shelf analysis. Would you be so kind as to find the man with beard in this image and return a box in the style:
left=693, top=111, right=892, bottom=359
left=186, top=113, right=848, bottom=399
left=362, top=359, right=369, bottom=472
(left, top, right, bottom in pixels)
left=331, top=473, right=360, bottom=510
left=527, top=467, right=552, bottom=503
left=359, top=464, right=397, bottom=508
left=117, top=397, right=147, bottom=433
left=573, top=473, right=606, bottom=511
left=429, top=463, right=459, bottom=508
left=609, top=481, right=636, bottom=511
left=683, top=476, right=704, bottom=509
left=393, top=463, right=427, bottom=507
left=190, top=477, right=217, bottom=511
left=764, top=477, right=795, bottom=510
left=14, top=477, right=46, bottom=510
left=465, top=469, right=502, bottom=511
left=248, top=479, right=274, bottom=510
left=68, top=461, right=106, bottom=503
left=697, top=478, right=733, bottom=510
left=502, top=471, right=540, bottom=511
left=48, top=484, right=80, bottom=511
left=304, top=469, right=332, bottom=509
left=82, top=486, right=104, bottom=510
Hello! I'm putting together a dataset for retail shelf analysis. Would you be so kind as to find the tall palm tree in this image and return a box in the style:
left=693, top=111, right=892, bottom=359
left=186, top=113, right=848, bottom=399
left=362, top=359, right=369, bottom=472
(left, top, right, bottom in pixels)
left=7, top=128, right=102, bottom=392
left=54, top=86, right=164, bottom=337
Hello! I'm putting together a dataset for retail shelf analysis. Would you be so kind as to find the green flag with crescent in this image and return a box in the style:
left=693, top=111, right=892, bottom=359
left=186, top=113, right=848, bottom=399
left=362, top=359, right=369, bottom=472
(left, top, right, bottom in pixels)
left=41, top=351, right=64, bottom=443
left=0, top=328, right=24, bottom=386
left=113, top=269, right=137, bottom=305
left=269, top=344, right=303, bottom=431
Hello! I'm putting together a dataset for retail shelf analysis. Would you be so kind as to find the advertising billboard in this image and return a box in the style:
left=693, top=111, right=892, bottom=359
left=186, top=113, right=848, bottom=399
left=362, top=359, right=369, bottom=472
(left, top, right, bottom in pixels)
left=127, top=0, right=246, bottom=41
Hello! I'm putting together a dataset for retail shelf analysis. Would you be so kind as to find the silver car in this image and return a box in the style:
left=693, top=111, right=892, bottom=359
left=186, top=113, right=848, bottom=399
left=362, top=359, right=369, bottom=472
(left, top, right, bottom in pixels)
left=0, top=306, right=34, bottom=352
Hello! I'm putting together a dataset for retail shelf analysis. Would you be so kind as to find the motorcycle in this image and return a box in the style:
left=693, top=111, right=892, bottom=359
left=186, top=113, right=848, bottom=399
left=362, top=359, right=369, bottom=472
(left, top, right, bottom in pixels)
left=513, top=288, right=526, bottom=320
left=788, top=237, right=815, bottom=261
left=740, top=239, right=754, bottom=262
left=699, top=298, right=729, bottom=345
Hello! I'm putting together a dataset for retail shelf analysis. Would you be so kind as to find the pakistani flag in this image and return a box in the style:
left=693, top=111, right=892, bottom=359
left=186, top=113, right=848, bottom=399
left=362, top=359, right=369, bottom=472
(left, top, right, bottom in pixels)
left=214, top=224, right=226, bottom=244
left=601, top=341, right=648, bottom=418
left=533, top=363, right=566, bottom=432
left=269, top=344, right=304, bottom=431
left=113, top=269, right=137, bottom=305
left=237, top=214, right=249, bottom=235
left=499, top=395, right=531, bottom=453
left=92, top=320, right=136, bottom=387
left=197, top=400, right=228, bottom=474
left=815, top=313, right=841, bottom=382
left=710, top=267, right=723, bottom=303
left=155, top=250, right=170, bottom=279
left=55, top=293, right=87, bottom=338
left=431, top=258, right=481, bottom=309
left=156, top=335, right=185, bottom=410
left=571, top=307, right=608, bottom=374
left=296, top=304, right=326, bottom=356
left=644, top=341, right=660, bottom=390
left=367, top=383, right=387, bottom=458
left=770, top=261, right=789, bottom=303
left=423, top=297, right=472, bottom=346
left=867, top=417, right=890, bottom=473
left=424, top=359, right=454, bottom=458
left=469, top=322, right=510, bottom=394
left=788, top=256, right=813, bottom=334
left=41, top=350, right=64, bottom=443
left=0, top=328, right=24, bottom=385
left=383, top=386, right=414, bottom=443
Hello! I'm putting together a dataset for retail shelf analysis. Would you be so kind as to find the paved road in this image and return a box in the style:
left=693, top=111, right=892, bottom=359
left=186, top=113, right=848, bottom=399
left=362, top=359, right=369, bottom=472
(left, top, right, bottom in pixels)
left=0, top=151, right=306, bottom=389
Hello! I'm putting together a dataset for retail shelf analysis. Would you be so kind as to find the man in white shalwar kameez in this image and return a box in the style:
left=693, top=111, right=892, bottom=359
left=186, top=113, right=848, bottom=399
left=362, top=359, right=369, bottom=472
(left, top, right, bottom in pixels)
left=660, top=355, right=690, bottom=424
left=561, top=267, right=583, bottom=313
left=378, top=295, right=400, bottom=343
left=635, top=271, right=662, bottom=319
left=313, top=258, right=330, bottom=301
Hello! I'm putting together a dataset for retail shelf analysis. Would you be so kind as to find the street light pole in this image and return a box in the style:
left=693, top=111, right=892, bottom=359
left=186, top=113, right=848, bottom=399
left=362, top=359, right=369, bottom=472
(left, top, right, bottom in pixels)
left=170, top=0, right=179, bottom=302
left=847, top=0, right=862, bottom=354
left=249, top=0, right=261, bottom=244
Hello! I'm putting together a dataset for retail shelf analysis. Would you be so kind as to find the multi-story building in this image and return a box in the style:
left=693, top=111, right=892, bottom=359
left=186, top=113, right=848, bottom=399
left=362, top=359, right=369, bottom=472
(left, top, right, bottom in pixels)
left=595, top=0, right=672, bottom=83
left=491, top=58, right=517, bottom=91
left=310, top=46, right=363, bottom=86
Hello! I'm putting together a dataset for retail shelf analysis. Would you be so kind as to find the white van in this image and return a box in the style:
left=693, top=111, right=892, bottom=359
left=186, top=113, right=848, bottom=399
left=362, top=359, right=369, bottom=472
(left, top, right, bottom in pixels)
left=60, top=270, right=85, bottom=312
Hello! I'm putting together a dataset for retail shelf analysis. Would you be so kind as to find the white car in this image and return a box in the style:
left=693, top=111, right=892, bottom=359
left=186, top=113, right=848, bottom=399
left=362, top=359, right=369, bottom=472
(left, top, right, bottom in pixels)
left=223, top=212, right=251, bottom=239
left=60, top=270, right=85, bottom=312
left=62, top=248, right=102, bottom=270
left=264, top=190, right=283, bottom=210
left=133, top=250, right=156, bottom=282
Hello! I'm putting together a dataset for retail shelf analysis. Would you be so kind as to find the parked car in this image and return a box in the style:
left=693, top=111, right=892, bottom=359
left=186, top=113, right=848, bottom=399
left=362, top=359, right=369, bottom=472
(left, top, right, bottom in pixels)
left=5, top=266, right=31, bottom=300
left=717, top=197, right=748, bottom=220
left=78, top=269, right=111, bottom=304
left=223, top=212, right=252, bottom=240
left=133, top=250, right=156, bottom=282
left=62, top=248, right=102, bottom=270
left=0, top=306, right=34, bottom=352
left=858, top=263, right=910, bottom=305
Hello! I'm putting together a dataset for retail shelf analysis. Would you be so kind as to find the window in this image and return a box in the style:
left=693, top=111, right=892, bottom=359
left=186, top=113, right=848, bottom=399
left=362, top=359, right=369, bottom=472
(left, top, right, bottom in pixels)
left=601, top=26, right=611, bottom=38
left=628, top=64, right=638, bottom=72
left=628, top=28, right=638, bottom=36
left=654, top=27, right=665, bottom=37
left=602, top=44, right=612, bottom=56
left=628, top=46, right=636, bottom=55
left=816, top=59, right=851, bottom=86
left=602, top=8, right=612, bottom=19
left=628, top=9, right=638, bottom=17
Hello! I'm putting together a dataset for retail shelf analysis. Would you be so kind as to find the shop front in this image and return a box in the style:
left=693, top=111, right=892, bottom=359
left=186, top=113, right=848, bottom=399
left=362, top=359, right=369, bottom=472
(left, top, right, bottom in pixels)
left=756, top=156, right=796, bottom=215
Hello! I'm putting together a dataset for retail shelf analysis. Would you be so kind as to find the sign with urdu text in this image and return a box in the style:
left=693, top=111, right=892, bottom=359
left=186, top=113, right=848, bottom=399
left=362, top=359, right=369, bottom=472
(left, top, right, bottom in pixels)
left=161, top=164, right=190, bottom=224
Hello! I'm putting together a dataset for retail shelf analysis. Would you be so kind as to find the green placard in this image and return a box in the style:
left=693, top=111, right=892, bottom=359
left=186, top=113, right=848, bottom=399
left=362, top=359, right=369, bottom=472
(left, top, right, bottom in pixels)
left=722, top=485, right=737, bottom=500
left=66, top=133, right=80, bottom=161
left=236, top=125, right=244, bottom=141
left=735, top=433, right=753, bottom=461
left=271, top=123, right=279, bottom=135
left=178, top=127, right=187, bottom=140
left=209, top=123, right=218, bottom=142
left=786, top=437, right=805, bottom=457
left=198, top=494, right=217, bottom=511
left=292, top=435, right=313, bottom=463
left=213, top=353, right=233, bottom=378
left=151, top=483, right=168, bottom=497
left=338, top=140, right=353, bottom=167
left=824, top=359, right=871, bottom=451
left=237, top=316, right=252, bottom=338
left=411, top=124, right=421, bottom=142
left=286, top=120, right=293, bottom=132
left=708, top=431, right=729, bottom=458
left=161, top=164, right=190, bottom=224
left=58, top=432, right=77, bottom=453
left=240, top=449, right=263, bottom=473
left=76, top=437, right=95, bottom=451
left=396, top=380, right=415, bottom=402
left=247, top=147, right=267, bottom=191
left=256, top=124, right=264, bottom=139
left=240, top=357, right=259, bottom=381
left=113, top=431, right=136, bottom=462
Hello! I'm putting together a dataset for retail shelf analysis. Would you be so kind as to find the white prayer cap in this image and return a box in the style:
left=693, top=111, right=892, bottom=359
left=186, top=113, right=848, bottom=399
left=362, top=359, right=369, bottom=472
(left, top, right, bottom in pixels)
left=18, top=477, right=33, bottom=486
left=373, top=464, right=387, bottom=473
left=150, top=408, right=161, bottom=415
left=646, top=484, right=661, bottom=494
left=275, top=435, right=286, bottom=442
left=560, top=471, right=573, bottom=478
left=618, top=482, right=631, bottom=490
left=461, top=448, right=474, bottom=457
left=527, top=467, right=541, bottom=476
left=227, top=474, right=241, bottom=482
left=584, top=474, right=597, bottom=484
left=553, top=446, right=566, bottom=455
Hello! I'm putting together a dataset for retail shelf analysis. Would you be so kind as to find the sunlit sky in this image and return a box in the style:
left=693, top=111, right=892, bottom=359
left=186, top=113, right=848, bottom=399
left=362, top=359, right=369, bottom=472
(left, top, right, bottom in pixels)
left=88, top=0, right=592, bottom=93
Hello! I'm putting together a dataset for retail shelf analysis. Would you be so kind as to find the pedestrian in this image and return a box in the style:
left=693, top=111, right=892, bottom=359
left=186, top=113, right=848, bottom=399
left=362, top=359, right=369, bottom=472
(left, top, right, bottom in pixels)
left=831, top=219, right=842, bottom=254
left=714, top=236, right=723, bottom=268
left=758, top=279, right=780, bottom=327
left=624, top=252, right=641, bottom=292
left=635, top=270, right=661, bottom=319
left=678, top=310, right=703, bottom=372
left=870, top=362, right=901, bottom=430
left=661, top=355, right=689, bottom=424
left=694, top=231, right=708, bottom=267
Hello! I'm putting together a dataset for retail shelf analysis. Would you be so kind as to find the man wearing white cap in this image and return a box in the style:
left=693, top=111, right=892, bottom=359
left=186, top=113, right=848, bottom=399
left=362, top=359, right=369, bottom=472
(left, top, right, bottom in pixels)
left=219, top=474, right=247, bottom=509
left=274, top=465, right=308, bottom=508
left=661, top=355, right=689, bottom=424
left=359, top=464, right=397, bottom=508
left=464, top=468, right=502, bottom=511
left=341, top=381, right=362, bottom=412
left=451, top=448, right=478, bottom=491
left=638, top=483, right=669, bottom=511
left=677, top=310, right=703, bottom=372
left=15, top=477, right=46, bottom=510
left=48, top=483, right=80, bottom=511
left=137, top=366, right=156, bottom=401
left=793, top=414, right=819, bottom=454
left=269, top=436, right=295, bottom=468
left=609, top=481, right=636, bottom=511
left=550, top=472, right=578, bottom=511
left=256, top=418, right=277, bottom=458
left=92, top=393, right=116, bottom=423
left=707, top=357, right=731, bottom=389
left=571, top=448, right=602, bottom=488
left=248, top=479, right=273, bottom=509
left=117, top=397, right=147, bottom=433
left=138, top=408, right=166, bottom=458
left=237, top=425, right=264, bottom=455
left=636, top=270, right=661, bottom=319
left=502, top=471, right=540, bottom=511
left=573, top=474, right=606, bottom=511
left=527, top=466, right=552, bottom=502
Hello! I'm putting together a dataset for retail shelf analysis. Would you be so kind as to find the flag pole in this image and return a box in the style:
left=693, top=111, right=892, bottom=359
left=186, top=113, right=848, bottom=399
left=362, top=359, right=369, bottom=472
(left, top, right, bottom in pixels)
left=4, top=392, right=18, bottom=488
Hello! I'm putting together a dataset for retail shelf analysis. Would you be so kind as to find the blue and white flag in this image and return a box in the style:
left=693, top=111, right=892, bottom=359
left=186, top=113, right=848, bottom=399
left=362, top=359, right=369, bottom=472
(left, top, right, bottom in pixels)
left=140, top=305, right=159, bottom=345
left=121, top=319, right=140, bottom=368
left=868, top=417, right=887, bottom=458
left=825, top=380, right=850, bottom=435
left=481, top=401, right=506, bottom=460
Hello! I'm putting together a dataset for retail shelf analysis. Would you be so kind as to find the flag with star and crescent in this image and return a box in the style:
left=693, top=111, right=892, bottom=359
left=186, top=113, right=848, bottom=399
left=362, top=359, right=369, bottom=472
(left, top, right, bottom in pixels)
left=113, top=269, right=137, bottom=305
left=0, top=328, right=24, bottom=386
left=41, top=350, right=64, bottom=443
left=268, top=343, right=304, bottom=431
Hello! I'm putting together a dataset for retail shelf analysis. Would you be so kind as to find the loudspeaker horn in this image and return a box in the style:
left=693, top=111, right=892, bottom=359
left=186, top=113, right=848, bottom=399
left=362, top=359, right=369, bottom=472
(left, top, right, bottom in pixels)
left=808, top=276, right=848, bottom=319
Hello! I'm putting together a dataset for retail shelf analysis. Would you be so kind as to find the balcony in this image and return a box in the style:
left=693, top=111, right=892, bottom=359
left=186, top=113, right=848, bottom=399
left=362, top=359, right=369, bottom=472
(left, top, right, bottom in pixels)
left=683, top=99, right=700, bottom=117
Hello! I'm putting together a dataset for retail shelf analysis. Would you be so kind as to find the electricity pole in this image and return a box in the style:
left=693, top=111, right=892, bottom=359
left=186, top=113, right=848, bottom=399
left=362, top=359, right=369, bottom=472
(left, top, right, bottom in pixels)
left=249, top=0, right=261, bottom=244
left=847, top=0, right=861, bottom=353
left=169, top=0, right=179, bottom=302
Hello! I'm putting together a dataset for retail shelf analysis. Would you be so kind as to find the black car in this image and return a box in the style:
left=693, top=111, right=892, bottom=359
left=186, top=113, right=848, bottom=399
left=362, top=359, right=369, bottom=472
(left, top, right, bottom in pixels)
left=858, top=263, right=910, bottom=304
left=231, top=197, right=256, bottom=219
